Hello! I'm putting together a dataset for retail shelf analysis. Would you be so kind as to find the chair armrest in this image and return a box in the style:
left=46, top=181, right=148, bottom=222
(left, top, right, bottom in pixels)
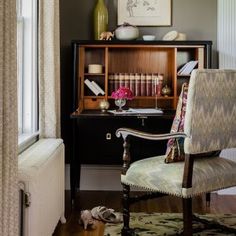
left=116, top=128, right=187, bottom=175
left=116, top=127, right=187, bottom=141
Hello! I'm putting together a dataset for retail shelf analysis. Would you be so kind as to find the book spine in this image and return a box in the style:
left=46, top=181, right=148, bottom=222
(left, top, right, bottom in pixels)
left=129, top=73, right=135, bottom=95
left=108, top=74, right=114, bottom=95
left=91, top=81, right=105, bottom=95
left=84, top=79, right=99, bottom=96
left=156, top=74, right=164, bottom=97
left=140, top=73, right=146, bottom=96
left=119, top=73, right=125, bottom=88
left=151, top=74, right=158, bottom=96
left=135, top=73, right=141, bottom=96
left=124, top=73, right=130, bottom=89
left=146, top=74, right=152, bottom=96
left=114, top=73, right=119, bottom=91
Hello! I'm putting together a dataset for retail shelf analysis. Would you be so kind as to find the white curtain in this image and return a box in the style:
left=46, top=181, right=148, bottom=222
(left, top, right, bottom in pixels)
left=217, top=0, right=236, bottom=195
left=39, top=0, right=61, bottom=138
left=217, top=0, right=236, bottom=69
left=0, top=0, right=19, bottom=235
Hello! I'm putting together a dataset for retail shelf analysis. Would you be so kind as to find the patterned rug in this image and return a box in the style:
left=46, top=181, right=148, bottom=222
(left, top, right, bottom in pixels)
left=104, top=212, right=236, bottom=235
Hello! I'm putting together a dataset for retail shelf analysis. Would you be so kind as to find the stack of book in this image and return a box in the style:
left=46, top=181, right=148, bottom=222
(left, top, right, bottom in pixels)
left=84, top=79, right=105, bottom=96
left=108, top=73, right=164, bottom=97
left=178, top=60, right=198, bottom=75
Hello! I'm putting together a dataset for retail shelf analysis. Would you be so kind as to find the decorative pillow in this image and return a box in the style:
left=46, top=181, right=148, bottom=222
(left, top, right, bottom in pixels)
left=165, top=83, right=188, bottom=163
left=165, top=83, right=221, bottom=163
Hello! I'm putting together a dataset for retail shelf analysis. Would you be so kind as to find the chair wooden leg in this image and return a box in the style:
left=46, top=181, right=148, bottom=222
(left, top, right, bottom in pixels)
left=122, top=183, right=132, bottom=236
left=183, top=197, right=192, bottom=236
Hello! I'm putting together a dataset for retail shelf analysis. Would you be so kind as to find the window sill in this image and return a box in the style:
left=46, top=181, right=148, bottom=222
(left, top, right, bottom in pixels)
left=18, top=132, right=39, bottom=154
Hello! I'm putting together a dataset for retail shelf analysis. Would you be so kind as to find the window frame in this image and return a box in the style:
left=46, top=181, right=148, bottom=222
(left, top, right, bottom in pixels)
left=17, top=0, right=39, bottom=153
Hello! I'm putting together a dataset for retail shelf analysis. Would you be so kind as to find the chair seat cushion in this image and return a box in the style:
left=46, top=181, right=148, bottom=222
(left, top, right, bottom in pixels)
left=121, top=155, right=236, bottom=198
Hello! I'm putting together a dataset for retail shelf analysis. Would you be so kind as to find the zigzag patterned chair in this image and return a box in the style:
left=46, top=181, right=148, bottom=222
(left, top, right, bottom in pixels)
left=116, top=69, right=236, bottom=236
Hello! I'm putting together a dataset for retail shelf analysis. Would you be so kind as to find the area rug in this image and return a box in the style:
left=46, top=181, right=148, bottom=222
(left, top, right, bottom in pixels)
left=104, top=212, right=236, bottom=235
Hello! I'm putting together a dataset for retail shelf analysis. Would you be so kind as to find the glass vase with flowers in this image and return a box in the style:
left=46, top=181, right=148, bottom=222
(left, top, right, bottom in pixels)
left=111, top=87, right=133, bottom=111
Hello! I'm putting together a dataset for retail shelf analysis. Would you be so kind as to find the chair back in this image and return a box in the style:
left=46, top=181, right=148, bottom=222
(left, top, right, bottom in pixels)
left=184, top=69, right=236, bottom=154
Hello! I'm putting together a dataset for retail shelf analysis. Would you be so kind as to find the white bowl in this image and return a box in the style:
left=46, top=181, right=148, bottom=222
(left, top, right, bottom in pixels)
left=142, top=35, right=155, bottom=41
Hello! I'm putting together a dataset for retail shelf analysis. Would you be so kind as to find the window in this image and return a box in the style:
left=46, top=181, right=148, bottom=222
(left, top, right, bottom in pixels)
left=17, top=0, right=39, bottom=152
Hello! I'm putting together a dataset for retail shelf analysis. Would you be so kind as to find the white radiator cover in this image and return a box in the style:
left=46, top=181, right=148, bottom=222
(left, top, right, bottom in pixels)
left=18, top=138, right=66, bottom=236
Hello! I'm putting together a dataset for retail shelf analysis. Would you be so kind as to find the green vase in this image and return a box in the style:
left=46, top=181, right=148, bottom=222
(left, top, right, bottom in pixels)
left=93, top=0, right=108, bottom=40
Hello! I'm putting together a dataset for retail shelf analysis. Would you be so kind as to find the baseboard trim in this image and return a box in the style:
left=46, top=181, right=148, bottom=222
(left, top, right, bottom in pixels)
left=65, top=164, right=122, bottom=191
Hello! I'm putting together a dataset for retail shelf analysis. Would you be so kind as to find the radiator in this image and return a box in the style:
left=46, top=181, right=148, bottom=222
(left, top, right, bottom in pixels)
left=18, top=138, right=66, bottom=236
left=18, top=181, right=30, bottom=236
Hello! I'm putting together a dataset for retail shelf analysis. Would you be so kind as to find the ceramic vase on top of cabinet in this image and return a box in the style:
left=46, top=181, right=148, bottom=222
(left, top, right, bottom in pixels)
left=93, top=0, right=108, bottom=40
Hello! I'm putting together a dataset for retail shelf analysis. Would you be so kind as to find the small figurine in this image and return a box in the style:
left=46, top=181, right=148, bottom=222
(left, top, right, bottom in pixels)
left=99, top=31, right=114, bottom=40
left=80, top=210, right=94, bottom=230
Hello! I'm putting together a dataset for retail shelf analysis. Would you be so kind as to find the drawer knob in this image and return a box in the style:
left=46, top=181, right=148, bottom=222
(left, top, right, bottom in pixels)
left=106, top=133, right=111, bottom=140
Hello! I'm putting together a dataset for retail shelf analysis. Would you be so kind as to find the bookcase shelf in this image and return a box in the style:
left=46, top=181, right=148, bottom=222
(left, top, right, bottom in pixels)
left=84, top=72, right=105, bottom=75
left=177, top=74, right=191, bottom=77
left=72, top=40, right=212, bottom=112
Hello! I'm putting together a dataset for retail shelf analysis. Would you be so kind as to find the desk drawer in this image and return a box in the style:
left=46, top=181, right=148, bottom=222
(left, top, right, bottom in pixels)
left=76, top=116, right=173, bottom=165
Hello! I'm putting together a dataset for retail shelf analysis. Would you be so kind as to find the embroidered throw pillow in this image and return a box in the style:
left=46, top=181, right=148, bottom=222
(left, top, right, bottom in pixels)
left=164, top=83, right=221, bottom=163
left=165, top=83, right=188, bottom=163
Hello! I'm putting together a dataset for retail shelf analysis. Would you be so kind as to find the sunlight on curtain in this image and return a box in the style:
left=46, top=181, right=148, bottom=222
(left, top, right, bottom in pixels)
left=39, top=0, right=61, bottom=138
left=217, top=0, right=236, bottom=69
left=0, top=0, right=19, bottom=235
left=217, top=0, right=236, bottom=195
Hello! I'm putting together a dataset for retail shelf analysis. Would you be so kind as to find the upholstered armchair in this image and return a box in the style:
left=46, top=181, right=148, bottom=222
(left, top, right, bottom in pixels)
left=116, top=69, right=236, bottom=236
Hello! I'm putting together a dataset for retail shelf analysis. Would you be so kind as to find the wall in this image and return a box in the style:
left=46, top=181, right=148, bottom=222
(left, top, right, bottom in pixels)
left=60, top=0, right=217, bottom=163
left=60, top=0, right=217, bottom=41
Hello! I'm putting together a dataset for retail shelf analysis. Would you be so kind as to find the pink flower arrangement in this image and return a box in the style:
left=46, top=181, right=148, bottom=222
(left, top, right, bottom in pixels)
left=111, top=87, right=133, bottom=100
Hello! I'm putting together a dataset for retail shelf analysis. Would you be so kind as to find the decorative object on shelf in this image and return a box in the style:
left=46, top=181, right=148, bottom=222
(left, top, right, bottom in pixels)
left=115, top=22, right=139, bottom=40
left=178, top=60, right=198, bottom=75
left=93, top=0, right=108, bottom=40
left=162, top=30, right=178, bottom=40
left=161, top=84, right=172, bottom=97
left=88, top=64, right=103, bottom=74
left=114, top=99, right=127, bottom=112
left=117, top=0, right=171, bottom=26
left=99, top=99, right=110, bottom=112
left=175, top=33, right=187, bottom=41
left=111, top=87, right=133, bottom=111
left=142, top=35, right=155, bottom=41
left=100, top=31, right=114, bottom=40
left=162, top=30, right=187, bottom=41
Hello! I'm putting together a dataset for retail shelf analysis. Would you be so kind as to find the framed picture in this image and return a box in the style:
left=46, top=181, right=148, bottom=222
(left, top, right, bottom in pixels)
left=118, top=0, right=172, bottom=26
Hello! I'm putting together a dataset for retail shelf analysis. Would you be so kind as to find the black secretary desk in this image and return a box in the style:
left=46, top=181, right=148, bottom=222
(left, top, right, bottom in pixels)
left=70, top=40, right=212, bottom=199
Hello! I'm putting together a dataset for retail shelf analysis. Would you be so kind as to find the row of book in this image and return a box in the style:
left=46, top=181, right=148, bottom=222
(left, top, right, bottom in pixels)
left=109, top=73, right=164, bottom=97
left=84, top=73, right=168, bottom=97
left=177, top=60, right=198, bottom=75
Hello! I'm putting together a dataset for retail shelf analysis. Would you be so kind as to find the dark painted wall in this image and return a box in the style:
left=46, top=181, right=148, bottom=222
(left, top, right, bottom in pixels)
left=60, top=0, right=217, bottom=163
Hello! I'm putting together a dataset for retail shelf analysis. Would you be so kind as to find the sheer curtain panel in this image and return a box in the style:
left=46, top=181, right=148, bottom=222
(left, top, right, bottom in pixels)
left=39, top=0, right=61, bottom=138
left=0, top=0, right=19, bottom=235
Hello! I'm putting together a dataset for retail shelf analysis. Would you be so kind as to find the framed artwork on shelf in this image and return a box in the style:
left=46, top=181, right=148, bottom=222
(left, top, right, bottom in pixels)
left=118, top=0, right=172, bottom=26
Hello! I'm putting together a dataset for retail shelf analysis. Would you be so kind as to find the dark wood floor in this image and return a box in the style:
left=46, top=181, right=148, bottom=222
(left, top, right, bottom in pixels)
left=53, top=191, right=236, bottom=236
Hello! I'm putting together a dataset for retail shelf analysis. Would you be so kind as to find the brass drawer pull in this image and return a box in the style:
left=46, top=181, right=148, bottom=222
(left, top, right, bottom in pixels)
left=106, top=133, right=111, bottom=140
